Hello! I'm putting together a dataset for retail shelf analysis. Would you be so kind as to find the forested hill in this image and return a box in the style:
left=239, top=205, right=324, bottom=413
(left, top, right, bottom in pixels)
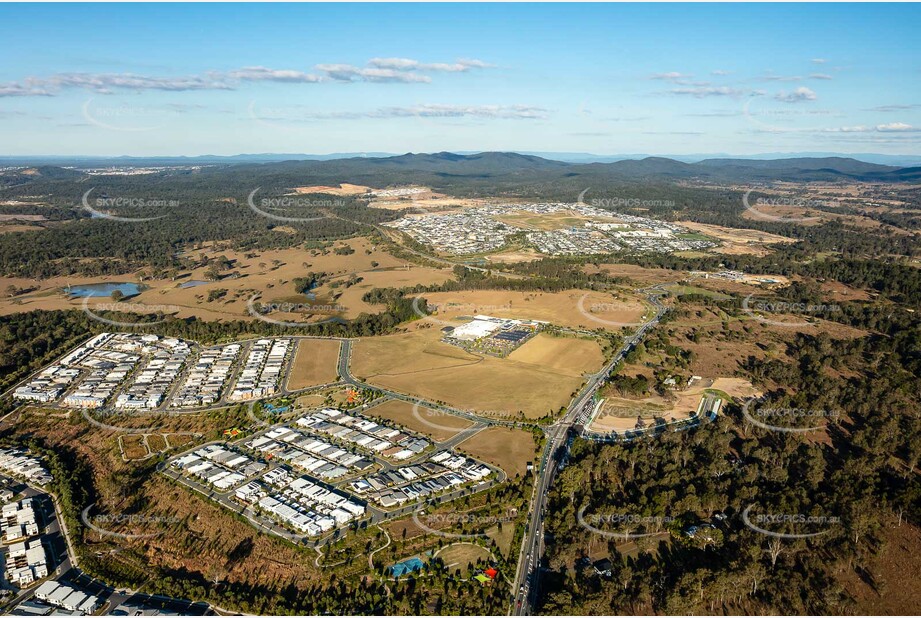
left=2, top=153, right=919, bottom=193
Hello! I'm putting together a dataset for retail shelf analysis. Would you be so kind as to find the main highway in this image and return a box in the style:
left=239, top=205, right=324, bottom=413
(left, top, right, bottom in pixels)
left=511, top=285, right=667, bottom=615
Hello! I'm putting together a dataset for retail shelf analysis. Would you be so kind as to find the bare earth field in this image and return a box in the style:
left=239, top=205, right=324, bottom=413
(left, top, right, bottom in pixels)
left=591, top=377, right=760, bottom=432
left=368, top=187, right=484, bottom=211
left=818, top=278, right=874, bottom=302
left=678, top=221, right=796, bottom=255
left=483, top=248, right=544, bottom=264
left=351, top=328, right=602, bottom=418
left=0, top=224, right=44, bottom=234
left=291, top=183, right=370, bottom=195
left=365, top=399, right=474, bottom=442
left=285, top=339, right=341, bottom=390
left=679, top=277, right=790, bottom=298
left=419, top=289, right=649, bottom=330
left=456, top=426, right=538, bottom=477
left=507, top=333, right=603, bottom=375
left=586, top=263, right=686, bottom=285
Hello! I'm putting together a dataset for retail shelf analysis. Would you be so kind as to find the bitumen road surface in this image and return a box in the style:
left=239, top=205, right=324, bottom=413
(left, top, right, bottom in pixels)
left=511, top=285, right=667, bottom=615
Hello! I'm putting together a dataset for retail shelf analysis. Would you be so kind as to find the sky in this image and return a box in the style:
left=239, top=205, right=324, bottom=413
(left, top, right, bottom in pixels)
left=1, top=2, right=920, bottom=157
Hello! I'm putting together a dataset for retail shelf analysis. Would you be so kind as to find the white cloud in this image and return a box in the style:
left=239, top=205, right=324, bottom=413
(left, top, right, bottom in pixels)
left=314, top=64, right=430, bottom=83
left=45, top=72, right=234, bottom=93
left=265, top=104, right=549, bottom=121
left=711, top=69, right=732, bottom=76
left=0, top=57, right=492, bottom=96
left=368, top=58, right=492, bottom=72
left=824, top=125, right=870, bottom=133
left=876, top=122, right=919, bottom=132
left=764, top=73, right=804, bottom=82
left=225, top=67, right=322, bottom=83
left=809, top=73, right=833, bottom=80
left=650, top=72, right=693, bottom=81
left=775, top=87, right=817, bottom=103
left=812, top=58, right=827, bottom=64
left=820, top=122, right=918, bottom=133
left=0, top=83, right=54, bottom=97
left=670, top=86, right=762, bottom=98
left=865, top=103, right=921, bottom=112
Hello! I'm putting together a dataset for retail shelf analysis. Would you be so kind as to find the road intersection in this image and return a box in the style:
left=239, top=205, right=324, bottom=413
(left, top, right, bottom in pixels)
left=1, top=276, right=672, bottom=616
left=511, top=285, right=668, bottom=615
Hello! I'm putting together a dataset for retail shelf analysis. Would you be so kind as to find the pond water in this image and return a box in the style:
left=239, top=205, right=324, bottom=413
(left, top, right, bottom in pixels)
left=66, top=282, right=142, bottom=298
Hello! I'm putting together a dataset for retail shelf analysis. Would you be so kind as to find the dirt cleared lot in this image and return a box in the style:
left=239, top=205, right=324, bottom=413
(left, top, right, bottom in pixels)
left=508, top=334, right=603, bottom=375
left=366, top=399, right=474, bottom=442
left=291, top=183, right=370, bottom=195
left=484, top=248, right=543, bottom=264
left=495, top=209, right=623, bottom=231
left=286, top=339, right=341, bottom=390
left=678, top=221, right=795, bottom=256
left=368, top=187, right=483, bottom=211
left=419, top=289, right=648, bottom=330
left=586, top=263, right=685, bottom=285
left=352, top=329, right=600, bottom=418
left=457, top=426, right=538, bottom=477
left=592, top=377, right=761, bottom=432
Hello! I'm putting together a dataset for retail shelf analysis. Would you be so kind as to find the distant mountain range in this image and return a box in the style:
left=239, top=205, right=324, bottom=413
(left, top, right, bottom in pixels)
left=259, top=151, right=921, bottom=183
left=2, top=151, right=920, bottom=168
left=3, top=152, right=920, bottom=186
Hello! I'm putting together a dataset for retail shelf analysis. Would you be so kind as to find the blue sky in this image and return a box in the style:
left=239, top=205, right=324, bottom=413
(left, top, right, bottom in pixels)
left=1, top=3, right=919, bottom=156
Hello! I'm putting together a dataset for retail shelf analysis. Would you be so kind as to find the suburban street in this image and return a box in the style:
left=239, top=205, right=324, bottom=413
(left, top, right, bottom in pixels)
left=1, top=279, right=669, bottom=616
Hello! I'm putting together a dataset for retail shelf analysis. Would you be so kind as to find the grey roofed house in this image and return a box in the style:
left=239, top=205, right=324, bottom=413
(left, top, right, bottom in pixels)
left=411, top=483, right=432, bottom=496
left=46, top=586, right=73, bottom=606
left=78, top=596, right=101, bottom=613
left=33, top=580, right=60, bottom=600
left=11, top=600, right=53, bottom=616
left=111, top=599, right=171, bottom=616
left=60, top=590, right=88, bottom=611
left=593, top=558, right=614, bottom=577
